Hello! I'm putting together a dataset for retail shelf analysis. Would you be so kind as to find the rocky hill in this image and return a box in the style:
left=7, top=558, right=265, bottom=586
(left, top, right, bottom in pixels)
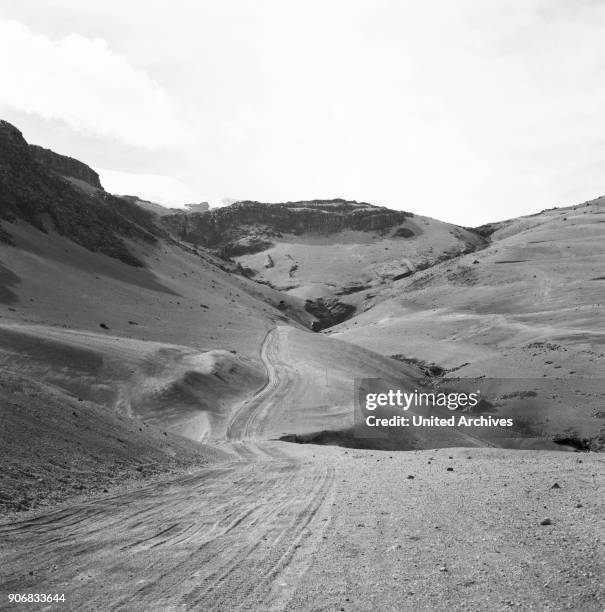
left=0, top=120, right=163, bottom=266
left=160, top=199, right=484, bottom=315
left=29, top=143, right=103, bottom=189
left=162, top=199, right=413, bottom=256
left=0, top=119, right=487, bottom=332
left=160, top=198, right=486, bottom=328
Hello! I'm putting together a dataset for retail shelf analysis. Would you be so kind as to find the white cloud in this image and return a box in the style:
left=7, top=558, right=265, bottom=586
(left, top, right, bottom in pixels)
left=3, top=2, right=605, bottom=225
left=0, top=17, right=191, bottom=149
left=98, top=169, right=200, bottom=207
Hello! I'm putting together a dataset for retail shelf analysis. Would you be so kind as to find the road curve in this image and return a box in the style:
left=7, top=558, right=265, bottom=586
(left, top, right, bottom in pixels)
left=0, top=326, right=336, bottom=611
left=226, top=326, right=282, bottom=442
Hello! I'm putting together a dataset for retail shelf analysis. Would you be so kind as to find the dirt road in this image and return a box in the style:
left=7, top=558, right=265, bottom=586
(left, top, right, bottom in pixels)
left=1, top=328, right=603, bottom=611
left=225, top=327, right=289, bottom=442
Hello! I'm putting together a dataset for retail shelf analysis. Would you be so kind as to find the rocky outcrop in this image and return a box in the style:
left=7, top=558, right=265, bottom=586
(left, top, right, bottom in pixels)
left=29, top=144, right=103, bottom=189
left=0, top=120, right=163, bottom=266
left=162, top=199, right=413, bottom=254
left=304, top=297, right=356, bottom=331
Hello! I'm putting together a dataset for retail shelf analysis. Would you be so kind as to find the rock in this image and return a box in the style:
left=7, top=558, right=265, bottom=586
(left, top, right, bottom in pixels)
left=394, top=227, right=415, bottom=238
left=29, top=144, right=103, bottom=189
left=551, top=482, right=561, bottom=489
left=304, top=298, right=356, bottom=330
left=407, top=475, right=415, bottom=479
left=162, top=200, right=414, bottom=254
left=0, top=120, right=163, bottom=266
left=540, top=518, right=553, bottom=526
left=446, top=467, right=454, bottom=472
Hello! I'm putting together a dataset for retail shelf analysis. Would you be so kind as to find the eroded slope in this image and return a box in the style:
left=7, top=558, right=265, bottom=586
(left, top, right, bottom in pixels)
left=332, top=197, right=605, bottom=442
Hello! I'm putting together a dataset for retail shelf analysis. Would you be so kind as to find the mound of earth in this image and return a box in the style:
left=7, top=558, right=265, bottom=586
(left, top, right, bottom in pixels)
left=0, top=368, right=222, bottom=514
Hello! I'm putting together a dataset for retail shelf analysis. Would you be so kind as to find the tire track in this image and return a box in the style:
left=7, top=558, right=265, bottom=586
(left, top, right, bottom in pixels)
left=226, top=327, right=291, bottom=441
left=0, top=324, right=335, bottom=612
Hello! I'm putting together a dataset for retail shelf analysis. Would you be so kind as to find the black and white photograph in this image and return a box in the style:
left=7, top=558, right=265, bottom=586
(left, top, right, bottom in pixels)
left=0, top=1, right=604, bottom=610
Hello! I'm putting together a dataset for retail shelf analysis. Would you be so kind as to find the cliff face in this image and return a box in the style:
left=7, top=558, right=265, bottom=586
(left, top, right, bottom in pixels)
left=163, top=199, right=414, bottom=253
left=29, top=144, right=103, bottom=189
left=0, top=120, right=162, bottom=266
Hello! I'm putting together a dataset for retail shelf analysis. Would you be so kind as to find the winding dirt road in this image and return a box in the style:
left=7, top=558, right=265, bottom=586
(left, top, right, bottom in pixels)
left=0, top=328, right=336, bottom=611
left=226, top=327, right=289, bottom=442
left=1, top=327, right=604, bottom=611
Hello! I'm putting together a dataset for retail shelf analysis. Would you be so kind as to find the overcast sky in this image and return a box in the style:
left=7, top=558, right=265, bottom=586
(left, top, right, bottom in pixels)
left=1, top=1, right=604, bottom=225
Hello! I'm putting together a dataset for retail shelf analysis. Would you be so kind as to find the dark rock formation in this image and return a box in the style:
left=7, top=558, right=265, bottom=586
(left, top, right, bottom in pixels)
left=304, top=297, right=356, bottom=331
left=0, top=120, right=163, bottom=266
left=394, top=227, right=415, bottom=238
left=29, top=144, right=103, bottom=189
left=162, top=199, right=414, bottom=254
left=222, top=238, right=274, bottom=257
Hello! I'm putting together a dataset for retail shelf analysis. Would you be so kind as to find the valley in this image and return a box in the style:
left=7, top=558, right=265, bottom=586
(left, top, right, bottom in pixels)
left=0, top=120, right=603, bottom=610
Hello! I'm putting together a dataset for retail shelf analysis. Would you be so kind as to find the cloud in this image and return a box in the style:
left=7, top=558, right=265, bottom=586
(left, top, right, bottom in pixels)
left=0, top=17, right=191, bottom=149
left=3, top=2, right=605, bottom=225
left=98, top=168, right=200, bottom=207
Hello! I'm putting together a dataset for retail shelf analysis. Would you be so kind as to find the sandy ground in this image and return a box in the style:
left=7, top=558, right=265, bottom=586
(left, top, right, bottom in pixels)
left=2, top=443, right=603, bottom=612
left=1, top=321, right=603, bottom=611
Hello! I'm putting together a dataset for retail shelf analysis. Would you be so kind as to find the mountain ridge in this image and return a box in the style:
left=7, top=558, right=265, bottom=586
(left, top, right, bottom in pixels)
left=0, top=120, right=165, bottom=266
